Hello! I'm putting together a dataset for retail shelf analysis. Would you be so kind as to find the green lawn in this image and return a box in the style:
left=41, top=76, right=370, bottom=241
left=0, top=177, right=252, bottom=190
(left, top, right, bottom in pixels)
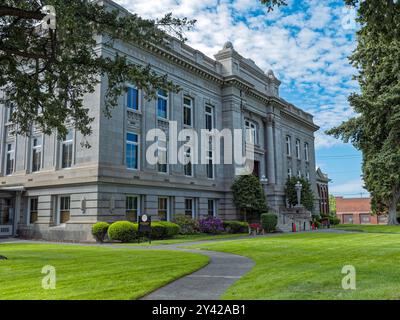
left=119, top=233, right=249, bottom=246
left=0, top=243, right=208, bottom=300
left=334, top=224, right=400, bottom=234
left=186, top=232, right=400, bottom=299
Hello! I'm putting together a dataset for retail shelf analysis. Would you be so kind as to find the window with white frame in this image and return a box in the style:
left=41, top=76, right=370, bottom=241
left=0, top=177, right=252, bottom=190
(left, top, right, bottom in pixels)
left=286, top=136, right=291, bottom=156
left=297, top=170, right=302, bottom=178
left=184, top=198, right=194, bottom=218
left=29, top=197, right=38, bottom=224
left=306, top=171, right=310, bottom=181
left=31, top=136, right=42, bottom=172
left=126, top=132, right=139, bottom=170
left=5, top=143, right=14, bottom=175
left=183, top=97, right=193, bottom=127
left=208, top=199, right=216, bottom=217
left=295, top=139, right=301, bottom=159
left=158, top=197, right=168, bottom=221
left=184, top=146, right=192, bottom=177
left=205, top=105, right=214, bottom=130
left=61, top=129, right=73, bottom=169
left=127, top=86, right=139, bottom=110
left=59, top=196, right=70, bottom=224
left=287, top=168, right=292, bottom=179
left=245, top=120, right=258, bottom=145
left=157, top=89, right=168, bottom=119
left=126, top=195, right=139, bottom=222
left=157, top=137, right=168, bottom=173
left=304, top=142, right=309, bottom=162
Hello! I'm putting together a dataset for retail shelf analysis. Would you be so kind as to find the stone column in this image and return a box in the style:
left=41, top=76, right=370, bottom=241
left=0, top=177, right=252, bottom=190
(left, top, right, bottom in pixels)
left=265, top=114, right=276, bottom=184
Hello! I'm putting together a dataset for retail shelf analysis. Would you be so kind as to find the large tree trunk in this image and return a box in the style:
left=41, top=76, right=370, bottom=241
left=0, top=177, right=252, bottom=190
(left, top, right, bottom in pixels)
left=387, top=195, right=399, bottom=225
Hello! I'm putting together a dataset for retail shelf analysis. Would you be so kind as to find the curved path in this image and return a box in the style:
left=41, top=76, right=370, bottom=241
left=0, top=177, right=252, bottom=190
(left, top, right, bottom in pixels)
left=139, top=243, right=255, bottom=300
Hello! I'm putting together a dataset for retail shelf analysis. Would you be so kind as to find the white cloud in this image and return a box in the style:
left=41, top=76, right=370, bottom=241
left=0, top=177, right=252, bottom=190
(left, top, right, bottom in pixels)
left=330, top=178, right=369, bottom=196
left=114, top=0, right=358, bottom=150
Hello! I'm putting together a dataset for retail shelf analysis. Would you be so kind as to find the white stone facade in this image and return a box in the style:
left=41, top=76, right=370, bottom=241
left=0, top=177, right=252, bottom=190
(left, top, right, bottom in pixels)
left=0, top=0, right=319, bottom=241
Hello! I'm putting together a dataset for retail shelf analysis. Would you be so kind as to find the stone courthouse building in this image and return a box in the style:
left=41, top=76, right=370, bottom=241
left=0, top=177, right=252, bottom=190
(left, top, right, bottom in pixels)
left=0, top=0, right=319, bottom=241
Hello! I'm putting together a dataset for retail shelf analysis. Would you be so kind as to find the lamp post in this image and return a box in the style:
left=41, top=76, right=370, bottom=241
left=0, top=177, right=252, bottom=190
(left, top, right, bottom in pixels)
left=260, top=175, right=268, bottom=184
left=295, top=181, right=303, bottom=207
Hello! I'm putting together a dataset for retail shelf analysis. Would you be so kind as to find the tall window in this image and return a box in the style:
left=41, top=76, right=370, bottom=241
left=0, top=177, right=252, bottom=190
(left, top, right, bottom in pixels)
left=205, top=105, right=214, bottom=130
left=306, top=171, right=310, bottom=181
left=206, top=137, right=214, bottom=179
left=126, top=132, right=139, bottom=170
left=31, top=136, right=42, bottom=172
left=126, top=195, right=139, bottom=222
left=183, top=97, right=193, bottom=127
left=127, top=87, right=139, bottom=110
left=157, top=89, right=168, bottom=119
left=157, top=137, right=168, bottom=173
left=29, top=197, right=38, bottom=224
left=61, top=129, right=73, bottom=168
left=304, top=142, right=309, bottom=162
left=287, top=168, right=292, bottom=178
left=158, top=197, right=168, bottom=221
left=5, top=143, right=14, bottom=175
left=185, top=198, right=194, bottom=218
left=297, top=170, right=302, bottom=178
left=208, top=199, right=216, bottom=217
left=286, top=136, right=291, bottom=156
left=6, top=104, right=14, bottom=123
left=184, top=146, right=192, bottom=177
left=245, top=120, right=258, bottom=145
left=295, top=139, right=301, bottom=159
left=59, top=196, right=70, bottom=224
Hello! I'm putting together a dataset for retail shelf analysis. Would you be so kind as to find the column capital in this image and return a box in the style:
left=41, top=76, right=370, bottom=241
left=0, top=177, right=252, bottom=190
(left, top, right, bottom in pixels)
left=265, top=113, right=275, bottom=125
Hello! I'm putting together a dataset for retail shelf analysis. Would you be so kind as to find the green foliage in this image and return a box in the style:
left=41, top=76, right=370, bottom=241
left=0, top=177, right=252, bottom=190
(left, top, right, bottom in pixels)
left=151, top=221, right=180, bottom=239
left=173, top=215, right=199, bottom=235
left=0, top=1, right=195, bottom=140
left=223, top=221, right=249, bottom=234
left=285, top=177, right=315, bottom=211
left=108, top=221, right=138, bottom=243
left=329, top=195, right=337, bottom=215
left=91, top=222, right=110, bottom=242
left=260, top=213, right=277, bottom=233
left=329, top=216, right=340, bottom=226
left=326, top=1, right=400, bottom=224
left=231, top=175, right=267, bottom=214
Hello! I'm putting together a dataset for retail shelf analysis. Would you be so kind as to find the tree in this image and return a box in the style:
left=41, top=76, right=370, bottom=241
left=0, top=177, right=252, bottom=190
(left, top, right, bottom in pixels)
left=329, top=195, right=336, bottom=216
left=326, top=1, right=400, bottom=225
left=231, top=174, right=267, bottom=221
left=0, top=1, right=195, bottom=140
left=285, top=176, right=314, bottom=212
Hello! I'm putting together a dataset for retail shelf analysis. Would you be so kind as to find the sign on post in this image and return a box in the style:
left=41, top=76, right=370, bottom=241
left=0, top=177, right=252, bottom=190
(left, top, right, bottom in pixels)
left=138, top=214, right=152, bottom=244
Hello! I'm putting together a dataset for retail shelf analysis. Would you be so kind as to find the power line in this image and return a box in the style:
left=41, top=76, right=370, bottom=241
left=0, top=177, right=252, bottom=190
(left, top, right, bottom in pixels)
left=317, top=154, right=362, bottom=159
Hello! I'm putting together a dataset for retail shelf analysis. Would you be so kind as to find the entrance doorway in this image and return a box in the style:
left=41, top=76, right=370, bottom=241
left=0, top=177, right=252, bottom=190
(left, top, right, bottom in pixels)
left=0, top=198, right=14, bottom=236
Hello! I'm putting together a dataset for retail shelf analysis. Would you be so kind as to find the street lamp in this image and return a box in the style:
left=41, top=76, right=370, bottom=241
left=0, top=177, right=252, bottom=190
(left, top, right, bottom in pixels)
left=260, top=175, right=268, bottom=184
left=295, top=181, right=303, bottom=207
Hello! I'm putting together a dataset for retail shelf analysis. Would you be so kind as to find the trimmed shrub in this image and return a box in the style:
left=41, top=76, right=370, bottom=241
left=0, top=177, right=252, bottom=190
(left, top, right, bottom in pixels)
left=199, top=216, right=224, bottom=234
left=108, top=221, right=138, bottom=243
left=91, top=222, right=110, bottom=242
left=261, top=213, right=278, bottom=233
left=150, top=221, right=180, bottom=239
left=223, top=221, right=249, bottom=234
left=173, top=215, right=199, bottom=235
left=329, top=216, right=340, bottom=225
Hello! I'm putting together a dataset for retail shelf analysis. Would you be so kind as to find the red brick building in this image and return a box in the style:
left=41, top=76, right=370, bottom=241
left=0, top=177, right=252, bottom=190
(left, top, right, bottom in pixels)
left=335, top=197, right=388, bottom=224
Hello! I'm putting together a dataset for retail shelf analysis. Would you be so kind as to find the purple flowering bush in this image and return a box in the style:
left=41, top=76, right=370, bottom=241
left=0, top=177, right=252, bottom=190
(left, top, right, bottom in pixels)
left=198, top=216, right=224, bottom=234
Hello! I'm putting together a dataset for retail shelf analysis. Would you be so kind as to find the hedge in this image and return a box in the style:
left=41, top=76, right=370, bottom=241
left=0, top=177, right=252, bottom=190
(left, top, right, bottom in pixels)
left=91, top=222, right=110, bottom=242
left=261, top=213, right=278, bottom=233
left=108, top=221, right=138, bottom=243
left=150, top=221, right=180, bottom=239
left=223, top=221, right=249, bottom=234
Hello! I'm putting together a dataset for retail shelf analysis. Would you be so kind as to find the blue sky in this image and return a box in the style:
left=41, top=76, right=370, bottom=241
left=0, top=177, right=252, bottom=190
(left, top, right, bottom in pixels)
left=115, top=0, right=368, bottom=197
